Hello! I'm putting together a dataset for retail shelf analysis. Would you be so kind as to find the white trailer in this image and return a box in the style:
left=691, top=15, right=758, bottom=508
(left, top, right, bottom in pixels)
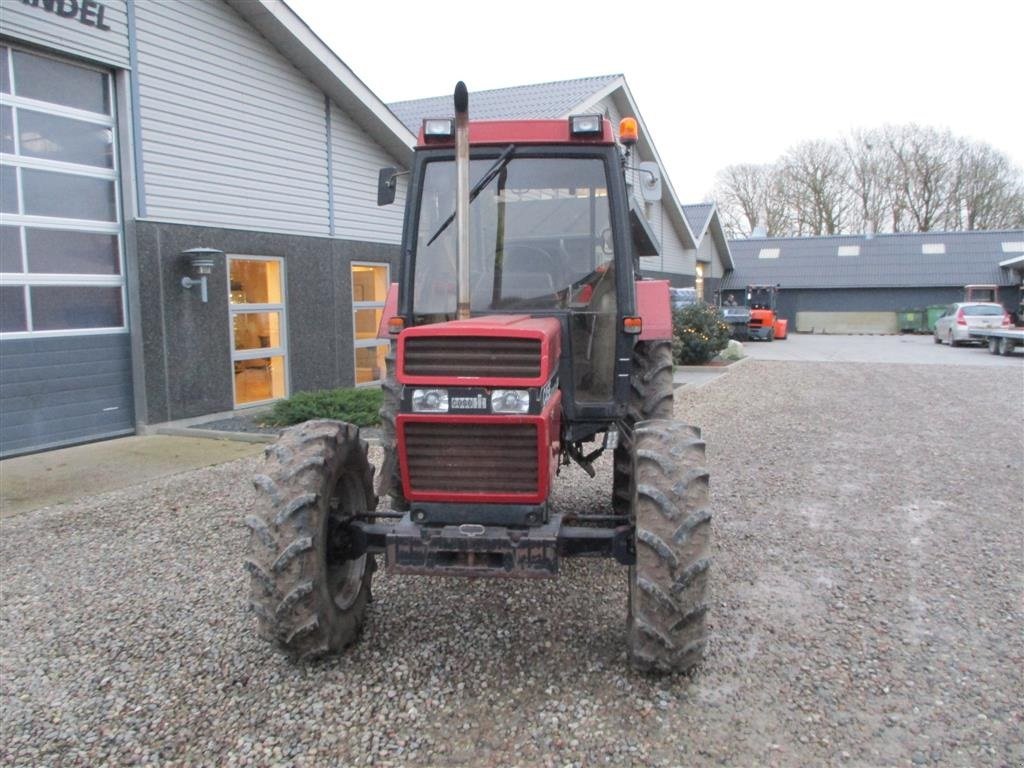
left=969, top=328, right=1024, bottom=356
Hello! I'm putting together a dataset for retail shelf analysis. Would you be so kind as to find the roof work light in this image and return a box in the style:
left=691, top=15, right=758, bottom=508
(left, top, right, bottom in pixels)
left=569, top=114, right=603, bottom=136
left=422, top=118, right=454, bottom=140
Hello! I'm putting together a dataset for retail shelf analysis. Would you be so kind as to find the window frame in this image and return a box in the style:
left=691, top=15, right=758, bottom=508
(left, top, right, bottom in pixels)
left=0, top=44, right=124, bottom=339
left=228, top=255, right=289, bottom=408
left=351, top=261, right=390, bottom=387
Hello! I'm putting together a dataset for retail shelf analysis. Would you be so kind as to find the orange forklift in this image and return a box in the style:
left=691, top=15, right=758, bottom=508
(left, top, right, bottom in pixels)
left=743, top=284, right=787, bottom=341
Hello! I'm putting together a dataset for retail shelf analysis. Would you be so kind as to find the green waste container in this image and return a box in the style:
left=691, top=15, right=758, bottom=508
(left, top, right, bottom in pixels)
left=926, top=305, right=946, bottom=332
left=897, top=309, right=928, bottom=334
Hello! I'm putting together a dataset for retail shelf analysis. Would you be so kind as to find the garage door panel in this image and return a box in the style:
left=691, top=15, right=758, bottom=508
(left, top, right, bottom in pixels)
left=0, top=334, right=134, bottom=457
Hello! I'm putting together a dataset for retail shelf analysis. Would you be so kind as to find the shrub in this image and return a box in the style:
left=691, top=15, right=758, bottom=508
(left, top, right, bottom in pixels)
left=672, top=303, right=731, bottom=365
left=263, top=387, right=383, bottom=427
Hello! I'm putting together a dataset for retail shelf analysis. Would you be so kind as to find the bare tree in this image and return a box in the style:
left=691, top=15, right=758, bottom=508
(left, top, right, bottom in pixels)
left=709, top=125, right=1023, bottom=237
left=952, top=141, right=1024, bottom=230
left=762, top=167, right=792, bottom=237
left=712, top=163, right=769, bottom=238
left=883, top=125, right=960, bottom=232
left=843, top=129, right=891, bottom=234
left=779, top=140, right=851, bottom=235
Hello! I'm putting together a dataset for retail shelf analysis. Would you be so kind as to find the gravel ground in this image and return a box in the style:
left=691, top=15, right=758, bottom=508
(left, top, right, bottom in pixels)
left=2, top=360, right=1022, bottom=767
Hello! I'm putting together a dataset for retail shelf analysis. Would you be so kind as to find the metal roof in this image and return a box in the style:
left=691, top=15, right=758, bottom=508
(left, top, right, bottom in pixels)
left=388, top=75, right=623, bottom=133
left=682, top=203, right=715, bottom=240
left=722, top=230, right=1024, bottom=290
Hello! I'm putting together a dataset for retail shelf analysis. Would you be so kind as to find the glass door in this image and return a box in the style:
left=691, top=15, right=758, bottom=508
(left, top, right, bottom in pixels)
left=229, top=256, right=287, bottom=406
left=351, top=262, right=389, bottom=385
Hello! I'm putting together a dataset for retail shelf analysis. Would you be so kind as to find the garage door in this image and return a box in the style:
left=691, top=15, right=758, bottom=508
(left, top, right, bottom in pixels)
left=0, top=45, right=133, bottom=457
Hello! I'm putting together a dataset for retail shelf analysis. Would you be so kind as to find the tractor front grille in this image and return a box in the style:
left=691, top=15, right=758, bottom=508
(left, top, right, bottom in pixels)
left=403, top=421, right=538, bottom=495
left=403, top=336, right=541, bottom=379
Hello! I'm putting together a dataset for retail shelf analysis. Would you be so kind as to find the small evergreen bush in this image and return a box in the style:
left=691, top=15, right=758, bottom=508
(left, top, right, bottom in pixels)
left=672, top=304, right=731, bottom=365
left=263, top=387, right=383, bottom=427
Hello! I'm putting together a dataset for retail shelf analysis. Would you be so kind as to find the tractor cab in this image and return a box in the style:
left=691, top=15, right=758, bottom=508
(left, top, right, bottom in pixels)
left=403, top=143, right=627, bottom=413
left=381, top=114, right=660, bottom=434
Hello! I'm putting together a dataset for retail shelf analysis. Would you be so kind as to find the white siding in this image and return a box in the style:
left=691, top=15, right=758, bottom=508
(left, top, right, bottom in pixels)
left=330, top=103, right=406, bottom=244
left=133, top=0, right=329, bottom=234
left=0, top=0, right=129, bottom=67
left=696, top=236, right=718, bottom=276
left=587, top=98, right=622, bottom=127
left=660, top=203, right=692, bottom=275
left=586, top=95, right=691, bottom=277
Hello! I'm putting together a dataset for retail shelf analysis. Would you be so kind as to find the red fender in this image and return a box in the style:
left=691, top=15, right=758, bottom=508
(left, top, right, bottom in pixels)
left=635, top=279, right=672, bottom=340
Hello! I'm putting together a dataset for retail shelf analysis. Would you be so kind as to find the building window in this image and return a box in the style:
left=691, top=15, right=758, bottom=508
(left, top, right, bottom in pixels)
left=352, top=263, right=389, bottom=385
left=229, top=257, right=287, bottom=406
left=0, top=45, right=123, bottom=338
left=695, top=264, right=705, bottom=303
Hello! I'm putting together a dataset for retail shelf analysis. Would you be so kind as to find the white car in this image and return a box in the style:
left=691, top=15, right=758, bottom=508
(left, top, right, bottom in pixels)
left=933, top=302, right=1010, bottom=346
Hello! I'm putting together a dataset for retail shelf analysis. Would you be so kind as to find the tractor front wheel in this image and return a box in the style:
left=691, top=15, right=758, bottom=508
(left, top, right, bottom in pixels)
left=627, top=419, right=711, bottom=674
left=376, top=344, right=408, bottom=510
left=245, top=420, right=376, bottom=661
left=614, top=339, right=674, bottom=515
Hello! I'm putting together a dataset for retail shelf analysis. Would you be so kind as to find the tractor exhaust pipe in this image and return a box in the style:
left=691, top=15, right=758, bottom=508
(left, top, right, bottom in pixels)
left=454, top=81, right=471, bottom=320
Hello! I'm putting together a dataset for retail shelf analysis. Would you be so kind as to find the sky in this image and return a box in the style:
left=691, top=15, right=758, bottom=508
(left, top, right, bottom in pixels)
left=285, top=0, right=1022, bottom=204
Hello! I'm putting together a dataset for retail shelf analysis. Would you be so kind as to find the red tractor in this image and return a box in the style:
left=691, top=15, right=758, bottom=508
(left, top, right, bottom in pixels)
left=246, top=84, right=711, bottom=674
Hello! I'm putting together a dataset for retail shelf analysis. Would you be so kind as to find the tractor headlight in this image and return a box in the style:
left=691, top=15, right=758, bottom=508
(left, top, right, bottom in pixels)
left=411, top=389, right=449, bottom=413
left=490, top=389, right=530, bottom=414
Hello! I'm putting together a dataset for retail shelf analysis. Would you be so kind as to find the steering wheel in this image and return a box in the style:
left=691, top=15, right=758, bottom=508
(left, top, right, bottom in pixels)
left=503, top=243, right=558, bottom=273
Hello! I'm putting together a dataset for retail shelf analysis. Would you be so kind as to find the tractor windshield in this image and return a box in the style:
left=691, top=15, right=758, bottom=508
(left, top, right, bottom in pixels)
left=411, top=156, right=615, bottom=323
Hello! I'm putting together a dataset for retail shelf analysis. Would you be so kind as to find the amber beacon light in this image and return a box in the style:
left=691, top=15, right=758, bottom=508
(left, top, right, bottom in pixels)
left=619, top=117, right=638, bottom=146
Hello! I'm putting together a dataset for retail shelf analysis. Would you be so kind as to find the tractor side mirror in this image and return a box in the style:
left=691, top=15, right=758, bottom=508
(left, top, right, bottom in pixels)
left=377, top=167, right=398, bottom=206
left=638, top=161, right=662, bottom=203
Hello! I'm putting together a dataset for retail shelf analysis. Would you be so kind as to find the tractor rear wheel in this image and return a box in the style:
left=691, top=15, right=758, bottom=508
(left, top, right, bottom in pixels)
left=614, top=339, right=674, bottom=515
left=627, top=419, right=711, bottom=674
left=376, top=344, right=408, bottom=510
left=245, top=420, right=376, bottom=661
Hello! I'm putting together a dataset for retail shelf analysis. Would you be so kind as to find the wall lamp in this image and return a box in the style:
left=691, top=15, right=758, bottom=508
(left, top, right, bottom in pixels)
left=180, top=247, right=223, bottom=303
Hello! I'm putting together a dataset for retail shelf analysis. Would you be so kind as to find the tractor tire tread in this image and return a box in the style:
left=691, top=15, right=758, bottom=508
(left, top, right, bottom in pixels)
left=615, top=340, right=675, bottom=515
left=628, top=419, right=711, bottom=675
left=246, top=420, right=375, bottom=661
left=377, top=346, right=409, bottom=510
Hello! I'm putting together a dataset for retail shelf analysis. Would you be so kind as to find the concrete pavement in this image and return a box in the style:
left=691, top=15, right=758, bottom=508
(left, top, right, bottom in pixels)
left=0, top=435, right=262, bottom=518
left=740, top=331, right=1022, bottom=366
